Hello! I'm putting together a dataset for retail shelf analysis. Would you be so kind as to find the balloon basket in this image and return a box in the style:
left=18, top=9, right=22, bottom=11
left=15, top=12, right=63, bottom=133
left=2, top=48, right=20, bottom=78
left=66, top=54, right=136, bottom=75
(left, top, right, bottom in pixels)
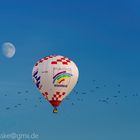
left=53, top=108, right=58, bottom=113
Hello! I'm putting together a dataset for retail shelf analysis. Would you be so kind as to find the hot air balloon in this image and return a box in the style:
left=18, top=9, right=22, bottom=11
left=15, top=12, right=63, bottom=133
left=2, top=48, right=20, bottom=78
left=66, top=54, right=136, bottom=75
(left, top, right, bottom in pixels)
left=32, top=55, right=79, bottom=113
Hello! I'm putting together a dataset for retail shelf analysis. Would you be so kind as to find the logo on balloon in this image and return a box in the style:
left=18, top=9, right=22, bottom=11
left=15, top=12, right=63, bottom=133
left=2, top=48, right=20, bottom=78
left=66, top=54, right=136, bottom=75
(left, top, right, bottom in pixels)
left=53, top=68, right=73, bottom=87
left=33, top=69, right=42, bottom=90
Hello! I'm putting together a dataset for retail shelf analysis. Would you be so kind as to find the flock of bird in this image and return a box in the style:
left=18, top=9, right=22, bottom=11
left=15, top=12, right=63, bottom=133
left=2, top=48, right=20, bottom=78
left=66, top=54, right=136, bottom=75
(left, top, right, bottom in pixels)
left=1, top=79, right=139, bottom=111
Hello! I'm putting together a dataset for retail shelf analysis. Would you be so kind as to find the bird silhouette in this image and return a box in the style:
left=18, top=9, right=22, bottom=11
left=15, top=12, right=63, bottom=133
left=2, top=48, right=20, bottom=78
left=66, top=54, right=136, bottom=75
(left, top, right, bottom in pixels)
left=17, top=91, right=22, bottom=94
left=14, top=105, right=17, bottom=108
left=113, top=96, right=118, bottom=98
left=76, top=92, right=78, bottom=94
left=25, top=90, right=29, bottom=93
left=96, top=86, right=100, bottom=89
left=106, top=97, right=109, bottom=100
left=82, top=92, right=87, bottom=94
left=102, top=100, right=108, bottom=104
left=6, top=107, right=10, bottom=110
left=71, top=103, right=74, bottom=105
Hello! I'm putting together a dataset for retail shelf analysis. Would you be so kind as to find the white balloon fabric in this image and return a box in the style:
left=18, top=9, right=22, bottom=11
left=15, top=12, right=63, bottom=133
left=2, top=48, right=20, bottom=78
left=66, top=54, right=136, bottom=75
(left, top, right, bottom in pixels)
left=32, top=55, right=79, bottom=111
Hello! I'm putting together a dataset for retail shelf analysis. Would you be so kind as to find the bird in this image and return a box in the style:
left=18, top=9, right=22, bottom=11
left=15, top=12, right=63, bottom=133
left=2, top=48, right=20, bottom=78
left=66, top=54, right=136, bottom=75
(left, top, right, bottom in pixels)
left=82, top=92, right=87, bottom=94
left=71, top=103, right=74, bottom=105
left=96, top=86, right=100, bottom=89
left=102, top=100, right=108, bottom=104
left=113, top=96, right=118, bottom=98
left=38, top=97, right=42, bottom=100
left=76, top=92, right=79, bottom=94
left=6, top=107, right=10, bottom=110
left=17, top=91, right=22, bottom=94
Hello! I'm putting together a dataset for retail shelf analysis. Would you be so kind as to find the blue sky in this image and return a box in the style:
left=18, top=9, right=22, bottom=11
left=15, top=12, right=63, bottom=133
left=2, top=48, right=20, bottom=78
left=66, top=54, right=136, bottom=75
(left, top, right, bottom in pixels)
left=0, top=0, right=140, bottom=140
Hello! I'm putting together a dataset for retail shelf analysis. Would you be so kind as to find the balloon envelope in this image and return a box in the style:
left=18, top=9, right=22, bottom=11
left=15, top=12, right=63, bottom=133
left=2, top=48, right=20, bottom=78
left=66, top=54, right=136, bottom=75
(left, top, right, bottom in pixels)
left=32, top=55, right=79, bottom=109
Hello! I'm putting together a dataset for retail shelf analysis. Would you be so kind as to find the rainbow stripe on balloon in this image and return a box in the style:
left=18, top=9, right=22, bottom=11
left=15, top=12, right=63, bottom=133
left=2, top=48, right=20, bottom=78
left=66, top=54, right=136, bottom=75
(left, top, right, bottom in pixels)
left=53, top=71, right=73, bottom=84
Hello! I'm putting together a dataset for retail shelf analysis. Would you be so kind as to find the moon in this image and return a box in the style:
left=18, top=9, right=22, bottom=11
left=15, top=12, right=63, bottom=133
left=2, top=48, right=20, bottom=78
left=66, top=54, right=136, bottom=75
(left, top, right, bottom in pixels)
left=2, top=42, right=16, bottom=58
